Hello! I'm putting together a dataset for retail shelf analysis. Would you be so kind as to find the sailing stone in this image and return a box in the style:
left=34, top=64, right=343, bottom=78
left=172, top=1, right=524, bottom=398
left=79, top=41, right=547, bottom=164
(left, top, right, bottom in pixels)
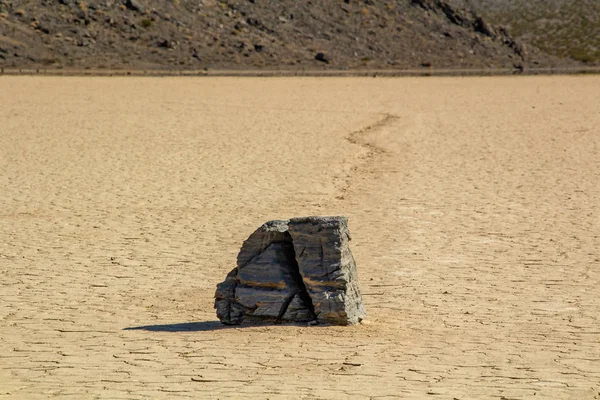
left=214, top=216, right=366, bottom=325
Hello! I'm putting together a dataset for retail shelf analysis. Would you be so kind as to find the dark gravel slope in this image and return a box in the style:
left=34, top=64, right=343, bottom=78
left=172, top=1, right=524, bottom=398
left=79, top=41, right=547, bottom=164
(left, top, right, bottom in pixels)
left=0, top=0, right=577, bottom=71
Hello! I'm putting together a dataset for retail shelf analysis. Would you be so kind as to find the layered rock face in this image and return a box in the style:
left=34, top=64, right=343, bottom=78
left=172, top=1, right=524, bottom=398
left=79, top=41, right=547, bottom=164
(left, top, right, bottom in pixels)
left=214, top=217, right=365, bottom=326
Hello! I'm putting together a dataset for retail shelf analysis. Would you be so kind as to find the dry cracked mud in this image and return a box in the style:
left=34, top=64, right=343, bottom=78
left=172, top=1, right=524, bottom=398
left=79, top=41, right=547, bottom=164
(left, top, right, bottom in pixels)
left=0, top=75, right=599, bottom=399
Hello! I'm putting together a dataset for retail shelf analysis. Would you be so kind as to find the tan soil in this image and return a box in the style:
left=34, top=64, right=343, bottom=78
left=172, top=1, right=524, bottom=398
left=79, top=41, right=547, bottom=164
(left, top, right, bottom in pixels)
left=0, top=76, right=599, bottom=399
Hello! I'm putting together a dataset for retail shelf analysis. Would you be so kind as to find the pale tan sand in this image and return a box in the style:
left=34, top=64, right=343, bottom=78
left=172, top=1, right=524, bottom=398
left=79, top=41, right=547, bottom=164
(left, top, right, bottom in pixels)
left=0, top=76, right=599, bottom=399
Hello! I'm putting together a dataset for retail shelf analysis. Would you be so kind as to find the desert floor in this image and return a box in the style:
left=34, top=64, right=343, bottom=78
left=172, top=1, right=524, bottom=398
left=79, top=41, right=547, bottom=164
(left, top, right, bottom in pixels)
left=0, top=76, right=599, bottom=399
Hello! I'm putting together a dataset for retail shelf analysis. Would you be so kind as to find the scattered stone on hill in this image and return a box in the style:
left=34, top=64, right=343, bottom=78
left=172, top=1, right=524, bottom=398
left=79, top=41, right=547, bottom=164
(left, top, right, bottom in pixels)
left=411, top=0, right=526, bottom=60
left=192, top=48, right=200, bottom=60
left=214, top=216, right=366, bottom=326
left=448, top=0, right=600, bottom=64
left=125, top=0, right=144, bottom=13
left=315, top=52, right=329, bottom=64
left=157, top=39, right=173, bottom=49
left=0, top=0, right=578, bottom=70
left=473, top=16, right=495, bottom=37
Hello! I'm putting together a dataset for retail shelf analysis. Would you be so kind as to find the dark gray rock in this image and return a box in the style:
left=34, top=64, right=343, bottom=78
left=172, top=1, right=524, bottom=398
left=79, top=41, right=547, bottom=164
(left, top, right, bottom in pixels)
left=315, top=52, right=329, bottom=64
left=125, top=0, right=144, bottom=13
left=214, top=216, right=365, bottom=325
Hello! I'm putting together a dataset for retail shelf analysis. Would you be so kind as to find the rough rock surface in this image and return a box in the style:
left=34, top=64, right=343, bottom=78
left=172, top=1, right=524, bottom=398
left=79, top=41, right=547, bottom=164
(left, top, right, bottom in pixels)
left=214, top=216, right=365, bottom=326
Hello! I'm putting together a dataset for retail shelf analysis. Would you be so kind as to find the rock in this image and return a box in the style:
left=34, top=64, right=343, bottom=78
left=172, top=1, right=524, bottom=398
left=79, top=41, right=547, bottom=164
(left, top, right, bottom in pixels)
left=34, top=23, right=50, bottom=34
left=513, top=63, right=524, bottom=73
left=157, top=39, right=172, bottom=48
left=315, top=52, right=329, bottom=63
left=474, top=16, right=495, bottom=38
left=125, top=0, right=144, bottom=13
left=214, top=216, right=365, bottom=326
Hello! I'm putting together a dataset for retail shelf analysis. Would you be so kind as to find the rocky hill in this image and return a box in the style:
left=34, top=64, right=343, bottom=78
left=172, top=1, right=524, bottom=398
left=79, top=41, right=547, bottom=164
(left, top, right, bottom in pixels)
left=0, top=0, right=580, bottom=71
left=450, top=0, right=600, bottom=65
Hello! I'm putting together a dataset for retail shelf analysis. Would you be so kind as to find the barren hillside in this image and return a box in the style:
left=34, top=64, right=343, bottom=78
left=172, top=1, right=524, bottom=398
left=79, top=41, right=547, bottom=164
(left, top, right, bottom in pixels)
left=451, top=0, right=600, bottom=64
left=0, top=0, right=576, bottom=71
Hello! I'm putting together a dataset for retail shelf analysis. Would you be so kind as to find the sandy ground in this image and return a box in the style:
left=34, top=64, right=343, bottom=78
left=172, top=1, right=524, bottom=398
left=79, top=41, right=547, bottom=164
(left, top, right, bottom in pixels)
left=0, top=76, right=599, bottom=399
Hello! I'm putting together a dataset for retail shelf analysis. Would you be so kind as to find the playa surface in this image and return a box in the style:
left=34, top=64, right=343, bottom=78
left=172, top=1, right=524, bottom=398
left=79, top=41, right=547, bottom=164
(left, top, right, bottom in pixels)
left=0, top=76, right=598, bottom=399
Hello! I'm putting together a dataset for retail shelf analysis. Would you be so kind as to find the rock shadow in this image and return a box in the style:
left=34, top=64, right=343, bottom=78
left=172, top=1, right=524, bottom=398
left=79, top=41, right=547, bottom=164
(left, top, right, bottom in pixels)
left=124, top=321, right=228, bottom=332
left=124, top=320, right=317, bottom=332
